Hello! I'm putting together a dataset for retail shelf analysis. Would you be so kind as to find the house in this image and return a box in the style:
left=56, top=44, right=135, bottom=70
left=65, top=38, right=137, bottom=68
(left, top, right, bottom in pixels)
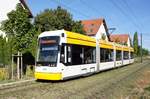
left=0, top=0, right=33, bottom=36
left=110, top=34, right=131, bottom=47
left=81, top=18, right=109, bottom=41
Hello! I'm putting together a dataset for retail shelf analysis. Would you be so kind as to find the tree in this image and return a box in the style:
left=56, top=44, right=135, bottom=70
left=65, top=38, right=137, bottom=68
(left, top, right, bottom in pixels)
left=142, top=48, right=149, bottom=55
left=138, top=47, right=149, bottom=56
left=0, top=3, right=37, bottom=77
left=0, top=36, right=5, bottom=66
left=72, top=21, right=85, bottom=34
left=133, top=32, right=139, bottom=56
left=0, top=36, right=10, bottom=67
left=0, top=3, right=34, bottom=54
left=34, top=6, right=85, bottom=34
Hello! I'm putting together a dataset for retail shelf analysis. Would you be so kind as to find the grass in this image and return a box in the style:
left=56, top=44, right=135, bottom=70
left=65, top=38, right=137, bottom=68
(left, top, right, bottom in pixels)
left=0, top=68, right=9, bottom=80
left=128, top=67, right=150, bottom=98
left=0, top=64, right=34, bottom=83
left=145, top=86, right=150, bottom=92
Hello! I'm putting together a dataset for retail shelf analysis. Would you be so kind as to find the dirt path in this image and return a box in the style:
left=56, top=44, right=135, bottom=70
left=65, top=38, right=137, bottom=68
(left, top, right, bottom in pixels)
left=0, top=60, right=150, bottom=99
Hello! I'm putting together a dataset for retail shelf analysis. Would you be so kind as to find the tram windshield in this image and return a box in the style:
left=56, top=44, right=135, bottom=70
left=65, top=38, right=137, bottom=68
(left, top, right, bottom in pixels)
left=37, top=36, right=60, bottom=64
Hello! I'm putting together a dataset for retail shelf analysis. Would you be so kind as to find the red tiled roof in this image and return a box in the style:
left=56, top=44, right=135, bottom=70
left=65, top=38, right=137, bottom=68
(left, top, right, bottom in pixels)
left=110, top=34, right=129, bottom=44
left=81, top=18, right=105, bottom=36
left=19, top=0, right=33, bottom=18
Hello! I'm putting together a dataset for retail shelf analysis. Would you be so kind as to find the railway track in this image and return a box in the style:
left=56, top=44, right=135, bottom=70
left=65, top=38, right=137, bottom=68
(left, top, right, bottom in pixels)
left=0, top=60, right=149, bottom=99
left=0, top=79, right=38, bottom=95
left=0, top=78, right=58, bottom=95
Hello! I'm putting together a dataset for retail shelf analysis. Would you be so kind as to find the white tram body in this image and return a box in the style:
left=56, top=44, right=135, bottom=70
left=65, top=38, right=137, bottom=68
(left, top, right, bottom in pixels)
left=35, top=30, right=134, bottom=80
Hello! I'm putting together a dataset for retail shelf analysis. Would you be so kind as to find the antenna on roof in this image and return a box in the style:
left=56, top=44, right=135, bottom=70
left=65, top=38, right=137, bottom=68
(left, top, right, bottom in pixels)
left=108, top=28, right=116, bottom=35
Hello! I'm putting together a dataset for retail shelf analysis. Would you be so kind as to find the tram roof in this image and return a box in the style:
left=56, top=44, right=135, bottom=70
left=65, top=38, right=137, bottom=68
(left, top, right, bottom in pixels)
left=39, top=30, right=134, bottom=52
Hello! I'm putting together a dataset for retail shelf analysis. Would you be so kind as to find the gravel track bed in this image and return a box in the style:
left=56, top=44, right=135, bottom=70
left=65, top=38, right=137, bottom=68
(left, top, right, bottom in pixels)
left=0, top=60, right=150, bottom=99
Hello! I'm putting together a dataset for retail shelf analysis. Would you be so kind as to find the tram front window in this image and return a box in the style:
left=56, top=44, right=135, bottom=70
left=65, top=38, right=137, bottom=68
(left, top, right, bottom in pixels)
left=36, top=36, right=59, bottom=66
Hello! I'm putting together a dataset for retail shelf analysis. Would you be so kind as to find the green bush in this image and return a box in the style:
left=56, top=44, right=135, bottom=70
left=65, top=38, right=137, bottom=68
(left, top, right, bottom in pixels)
left=145, top=86, right=150, bottom=92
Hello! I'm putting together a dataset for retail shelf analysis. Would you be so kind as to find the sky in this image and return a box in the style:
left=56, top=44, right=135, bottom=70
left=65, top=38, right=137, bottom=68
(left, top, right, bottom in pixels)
left=26, top=0, right=150, bottom=50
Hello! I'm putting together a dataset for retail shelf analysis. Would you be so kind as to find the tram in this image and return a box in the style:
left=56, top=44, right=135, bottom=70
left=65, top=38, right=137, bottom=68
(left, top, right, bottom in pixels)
left=35, top=30, right=134, bottom=80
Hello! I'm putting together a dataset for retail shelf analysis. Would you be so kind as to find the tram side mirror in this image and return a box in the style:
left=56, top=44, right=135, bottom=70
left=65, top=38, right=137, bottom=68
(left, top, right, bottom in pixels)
left=67, top=46, right=72, bottom=63
left=80, top=53, right=83, bottom=59
left=68, top=57, right=71, bottom=63
left=60, top=54, right=65, bottom=63
left=58, top=45, right=61, bottom=51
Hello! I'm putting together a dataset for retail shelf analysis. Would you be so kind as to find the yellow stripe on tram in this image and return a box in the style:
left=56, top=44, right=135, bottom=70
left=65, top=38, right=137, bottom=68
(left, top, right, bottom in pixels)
left=35, top=72, right=62, bottom=80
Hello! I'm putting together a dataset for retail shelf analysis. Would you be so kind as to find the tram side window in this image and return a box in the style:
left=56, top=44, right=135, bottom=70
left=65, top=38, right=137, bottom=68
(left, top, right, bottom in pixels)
left=60, top=44, right=96, bottom=65
left=131, top=52, right=134, bottom=59
left=100, top=48, right=113, bottom=62
left=116, top=50, right=122, bottom=61
left=123, top=51, right=129, bottom=60
left=84, top=47, right=96, bottom=64
left=71, top=45, right=83, bottom=65
left=60, top=45, right=65, bottom=63
left=109, top=49, right=114, bottom=61
left=92, top=48, right=96, bottom=63
left=60, top=45, right=72, bottom=65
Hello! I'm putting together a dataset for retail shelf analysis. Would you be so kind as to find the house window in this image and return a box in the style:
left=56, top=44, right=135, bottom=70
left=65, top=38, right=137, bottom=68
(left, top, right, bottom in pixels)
left=89, top=29, right=93, bottom=33
left=101, top=34, right=106, bottom=40
left=91, top=24, right=94, bottom=26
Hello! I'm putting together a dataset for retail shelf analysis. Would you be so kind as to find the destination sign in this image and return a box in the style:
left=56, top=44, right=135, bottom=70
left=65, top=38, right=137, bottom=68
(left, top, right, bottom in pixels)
left=41, top=46, right=58, bottom=51
left=40, top=40, right=57, bottom=44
